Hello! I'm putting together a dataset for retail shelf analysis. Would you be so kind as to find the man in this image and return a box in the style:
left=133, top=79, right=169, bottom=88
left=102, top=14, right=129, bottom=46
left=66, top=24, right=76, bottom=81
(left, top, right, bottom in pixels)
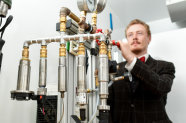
left=108, top=19, right=175, bottom=123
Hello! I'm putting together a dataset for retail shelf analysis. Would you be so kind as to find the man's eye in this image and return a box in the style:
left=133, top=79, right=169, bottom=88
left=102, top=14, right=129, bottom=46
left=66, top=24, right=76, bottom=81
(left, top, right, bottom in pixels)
left=137, top=32, right=143, bottom=35
left=128, top=34, right=133, bottom=37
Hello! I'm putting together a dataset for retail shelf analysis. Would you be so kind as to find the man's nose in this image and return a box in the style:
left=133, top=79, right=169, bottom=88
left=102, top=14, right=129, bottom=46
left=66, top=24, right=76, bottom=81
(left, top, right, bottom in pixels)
left=133, top=33, right=138, bottom=40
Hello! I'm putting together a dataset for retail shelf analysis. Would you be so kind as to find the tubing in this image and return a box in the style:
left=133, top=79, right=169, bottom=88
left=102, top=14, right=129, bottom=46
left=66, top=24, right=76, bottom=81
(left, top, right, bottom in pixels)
left=88, top=90, right=99, bottom=123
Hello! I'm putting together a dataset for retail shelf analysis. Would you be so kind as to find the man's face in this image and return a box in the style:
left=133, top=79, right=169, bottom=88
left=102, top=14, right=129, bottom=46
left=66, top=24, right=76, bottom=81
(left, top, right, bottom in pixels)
left=126, top=24, right=151, bottom=54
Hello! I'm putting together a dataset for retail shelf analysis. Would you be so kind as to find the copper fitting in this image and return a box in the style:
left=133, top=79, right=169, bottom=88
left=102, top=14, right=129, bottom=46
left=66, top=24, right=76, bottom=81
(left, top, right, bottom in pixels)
left=60, top=15, right=67, bottom=32
left=91, top=11, right=97, bottom=26
left=80, top=11, right=87, bottom=21
left=59, top=44, right=66, bottom=57
left=60, top=7, right=80, bottom=23
left=77, top=43, right=85, bottom=55
left=22, top=47, right=29, bottom=60
left=95, top=69, right=99, bottom=87
left=69, top=12, right=80, bottom=23
left=108, top=50, right=112, bottom=60
left=40, top=46, right=47, bottom=58
left=99, top=41, right=107, bottom=55
left=112, top=76, right=125, bottom=81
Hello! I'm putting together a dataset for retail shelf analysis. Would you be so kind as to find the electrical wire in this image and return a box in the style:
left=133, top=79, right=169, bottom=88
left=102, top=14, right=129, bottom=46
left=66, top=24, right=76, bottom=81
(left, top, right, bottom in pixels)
left=58, top=98, right=64, bottom=123
left=0, top=17, right=2, bottom=27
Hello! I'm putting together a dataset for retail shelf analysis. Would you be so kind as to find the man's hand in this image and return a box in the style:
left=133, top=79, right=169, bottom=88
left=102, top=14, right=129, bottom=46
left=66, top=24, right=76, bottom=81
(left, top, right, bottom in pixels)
left=118, top=40, right=135, bottom=64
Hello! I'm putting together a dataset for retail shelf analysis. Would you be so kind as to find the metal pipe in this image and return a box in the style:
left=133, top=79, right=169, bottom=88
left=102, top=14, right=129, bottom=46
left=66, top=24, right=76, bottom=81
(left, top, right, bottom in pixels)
left=58, top=44, right=67, bottom=98
left=37, top=45, right=47, bottom=95
left=58, top=10, right=67, bottom=98
left=76, top=42, right=88, bottom=122
left=17, top=58, right=31, bottom=91
left=77, top=43, right=86, bottom=94
left=78, top=11, right=87, bottom=34
left=90, top=40, right=97, bottom=123
left=11, top=46, right=34, bottom=100
left=91, top=11, right=97, bottom=34
left=22, top=33, right=104, bottom=46
left=60, top=7, right=80, bottom=23
left=0, top=1, right=9, bottom=17
left=98, top=41, right=110, bottom=111
left=16, top=47, right=31, bottom=91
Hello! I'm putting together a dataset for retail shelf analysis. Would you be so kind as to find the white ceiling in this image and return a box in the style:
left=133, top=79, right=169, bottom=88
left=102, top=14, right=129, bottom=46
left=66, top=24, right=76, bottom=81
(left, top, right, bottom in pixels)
left=108, top=0, right=170, bottom=26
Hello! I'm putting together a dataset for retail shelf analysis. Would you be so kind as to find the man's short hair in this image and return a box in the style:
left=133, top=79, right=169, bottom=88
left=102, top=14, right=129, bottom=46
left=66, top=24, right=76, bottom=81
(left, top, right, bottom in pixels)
left=125, top=19, right=151, bottom=38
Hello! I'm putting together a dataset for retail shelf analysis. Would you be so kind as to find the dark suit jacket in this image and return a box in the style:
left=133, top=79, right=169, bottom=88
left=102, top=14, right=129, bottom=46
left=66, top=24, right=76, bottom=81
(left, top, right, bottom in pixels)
left=108, top=55, right=175, bottom=123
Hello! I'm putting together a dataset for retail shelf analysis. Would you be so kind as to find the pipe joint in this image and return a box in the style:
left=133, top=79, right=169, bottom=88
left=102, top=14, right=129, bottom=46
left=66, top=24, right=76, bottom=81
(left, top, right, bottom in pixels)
left=40, top=45, right=47, bottom=58
left=59, top=44, right=66, bottom=57
left=22, top=47, right=29, bottom=59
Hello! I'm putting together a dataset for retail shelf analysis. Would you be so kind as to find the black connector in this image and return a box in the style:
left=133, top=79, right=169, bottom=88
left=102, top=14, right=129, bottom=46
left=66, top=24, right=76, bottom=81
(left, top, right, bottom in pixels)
left=80, top=109, right=86, bottom=121
left=91, top=48, right=98, bottom=56
left=97, top=110, right=109, bottom=123
left=109, top=60, right=117, bottom=74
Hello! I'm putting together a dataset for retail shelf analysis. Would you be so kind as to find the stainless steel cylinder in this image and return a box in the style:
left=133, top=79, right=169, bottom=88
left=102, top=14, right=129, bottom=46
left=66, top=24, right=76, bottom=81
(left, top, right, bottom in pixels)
left=58, top=56, right=66, bottom=93
left=39, top=58, right=47, bottom=87
left=99, top=82, right=108, bottom=98
left=98, top=99, right=110, bottom=110
left=98, top=54, right=109, bottom=82
left=98, top=54, right=110, bottom=111
left=17, top=59, right=31, bottom=91
left=0, top=1, right=9, bottom=17
left=77, top=55, right=86, bottom=92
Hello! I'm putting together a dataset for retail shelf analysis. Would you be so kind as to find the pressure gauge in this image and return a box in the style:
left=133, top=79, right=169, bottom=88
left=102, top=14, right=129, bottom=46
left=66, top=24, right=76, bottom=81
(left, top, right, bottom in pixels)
left=77, top=0, right=97, bottom=13
left=96, top=0, right=107, bottom=13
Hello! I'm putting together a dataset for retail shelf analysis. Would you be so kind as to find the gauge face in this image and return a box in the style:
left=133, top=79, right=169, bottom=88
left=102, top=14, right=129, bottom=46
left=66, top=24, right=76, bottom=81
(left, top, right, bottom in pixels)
left=77, top=0, right=96, bottom=13
left=77, top=0, right=107, bottom=13
left=87, top=0, right=96, bottom=12
left=96, top=0, right=107, bottom=13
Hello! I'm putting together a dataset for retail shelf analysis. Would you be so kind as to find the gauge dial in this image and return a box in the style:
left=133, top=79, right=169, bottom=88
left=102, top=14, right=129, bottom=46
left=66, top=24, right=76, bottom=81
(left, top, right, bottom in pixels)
left=77, top=0, right=96, bottom=12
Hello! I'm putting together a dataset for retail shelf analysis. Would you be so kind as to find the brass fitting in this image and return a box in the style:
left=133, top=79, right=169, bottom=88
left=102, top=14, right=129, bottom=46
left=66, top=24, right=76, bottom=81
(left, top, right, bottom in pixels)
left=99, top=41, right=107, bottom=55
left=69, top=12, right=80, bottom=23
left=22, top=47, right=29, bottom=60
left=108, top=44, right=112, bottom=60
left=60, top=15, right=67, bottom=32
left=86, top=89, right=91, bottom=93
left=95, top=69, right=99, bottom=87
left=80, top=11, right=87, bottom=21
left=59, top=44, right=66, bottom=57
left=108, top=50, right=112, bottom=60
left=77, top=43, right=85, bottom=55
left=40, top=46, right=47, bottom=58
left=91, top=11, right=97, bottom=26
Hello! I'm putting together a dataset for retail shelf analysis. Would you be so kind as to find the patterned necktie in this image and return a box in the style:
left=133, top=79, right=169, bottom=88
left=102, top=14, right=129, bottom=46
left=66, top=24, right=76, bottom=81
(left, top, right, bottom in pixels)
left=139, top=56, right=145, bottom=63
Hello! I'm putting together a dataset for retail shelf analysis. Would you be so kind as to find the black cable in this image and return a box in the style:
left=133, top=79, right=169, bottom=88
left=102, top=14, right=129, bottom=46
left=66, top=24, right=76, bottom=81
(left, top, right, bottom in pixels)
left=0, top=15, right=13, bottom=38
left=0, top=17, right=2, bottom=27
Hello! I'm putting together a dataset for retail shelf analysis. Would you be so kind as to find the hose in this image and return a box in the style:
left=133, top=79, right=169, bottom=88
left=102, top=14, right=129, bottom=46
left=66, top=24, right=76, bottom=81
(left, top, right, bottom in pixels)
left=88, top=90, right=99, bottom=123
left=58, top=98, right=64, bottom=123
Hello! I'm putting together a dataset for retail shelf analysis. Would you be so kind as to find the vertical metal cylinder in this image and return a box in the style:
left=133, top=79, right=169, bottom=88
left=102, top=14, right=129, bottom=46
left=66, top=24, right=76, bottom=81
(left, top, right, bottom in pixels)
left=76, top=43, right=87, bottom=108
left=39, top=45, right=47, bottom=87
left=99, top=54, right=109, bottom=98
left=17, top=59, right=31, bottom=91
left=0, top=1, right=9, bottom=17
left=39, top=58, right=47, bottom=87
left=58, top=56, right=66, bottom=93
left=77, top=55, right=86, bottom=92
left=98, top=42, right=110, bottom=111
left=58, top=43, right=66, bottom=98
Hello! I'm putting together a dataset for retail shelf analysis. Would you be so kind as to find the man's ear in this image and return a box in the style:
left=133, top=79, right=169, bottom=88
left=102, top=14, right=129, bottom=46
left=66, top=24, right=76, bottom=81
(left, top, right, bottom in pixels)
left=148, top=35, right=151, bottom=44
